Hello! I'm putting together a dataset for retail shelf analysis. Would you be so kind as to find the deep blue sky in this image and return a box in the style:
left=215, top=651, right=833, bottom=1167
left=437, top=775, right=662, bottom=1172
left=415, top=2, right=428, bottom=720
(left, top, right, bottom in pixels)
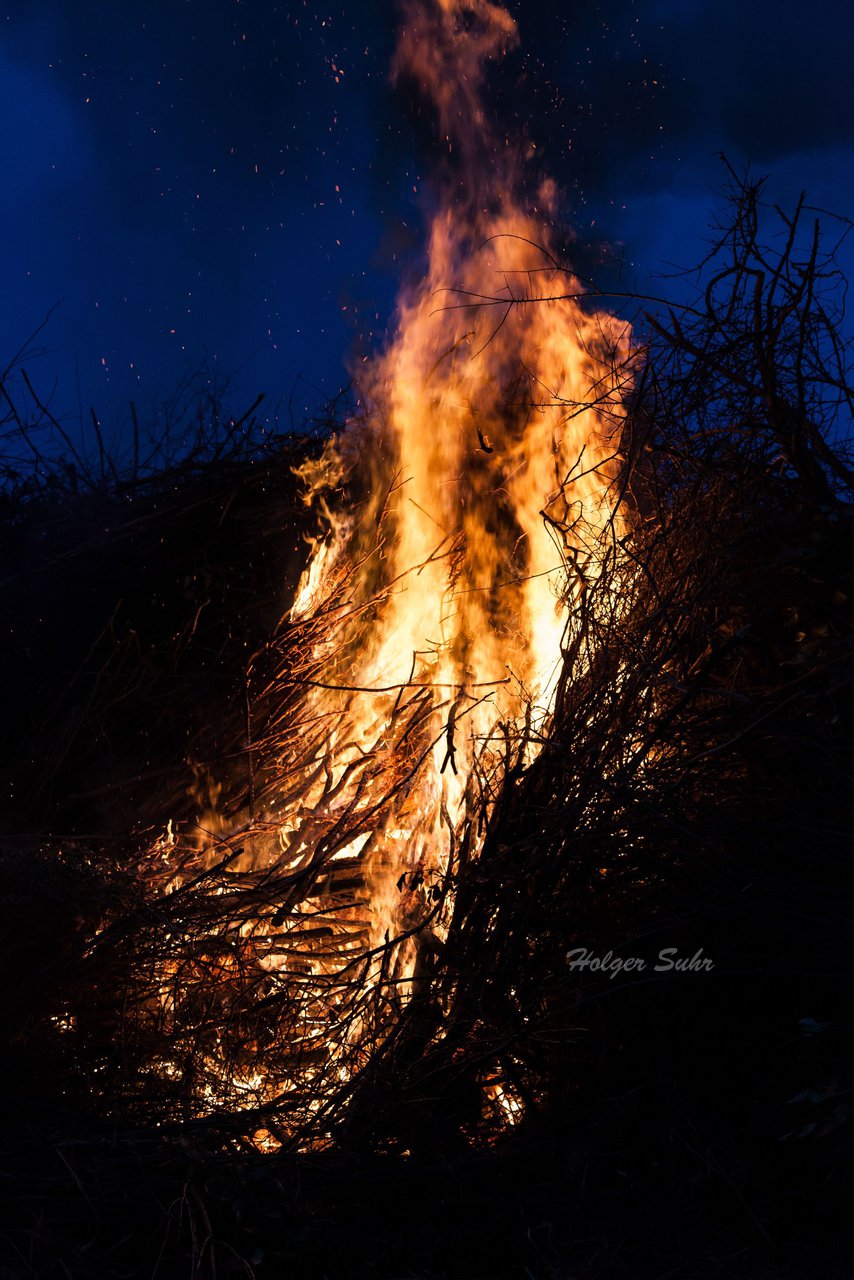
left=2, top=0, right=853, bottom=451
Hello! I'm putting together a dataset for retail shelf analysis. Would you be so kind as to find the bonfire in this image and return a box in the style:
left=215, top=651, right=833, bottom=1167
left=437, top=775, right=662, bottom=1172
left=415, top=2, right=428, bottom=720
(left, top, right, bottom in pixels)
left=95, top=0, right=636, bottom=1147
left=2, top=1, right=852, bottom=1276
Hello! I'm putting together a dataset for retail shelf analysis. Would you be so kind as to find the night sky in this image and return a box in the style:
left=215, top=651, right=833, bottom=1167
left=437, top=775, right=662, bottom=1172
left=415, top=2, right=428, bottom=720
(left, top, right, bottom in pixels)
left=2, top=0, right=853, bottom=448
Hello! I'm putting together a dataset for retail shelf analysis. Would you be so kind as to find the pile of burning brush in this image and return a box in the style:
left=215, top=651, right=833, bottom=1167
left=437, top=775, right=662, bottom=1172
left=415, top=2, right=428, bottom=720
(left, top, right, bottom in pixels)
left=0, top=3, right=852, bottom=1275
left=3, top=164, right=852, bottom=1172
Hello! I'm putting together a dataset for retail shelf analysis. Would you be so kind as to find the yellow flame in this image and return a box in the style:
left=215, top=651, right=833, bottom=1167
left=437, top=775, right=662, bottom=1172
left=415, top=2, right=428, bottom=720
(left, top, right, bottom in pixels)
left=286, top=0, right=632, bottom=955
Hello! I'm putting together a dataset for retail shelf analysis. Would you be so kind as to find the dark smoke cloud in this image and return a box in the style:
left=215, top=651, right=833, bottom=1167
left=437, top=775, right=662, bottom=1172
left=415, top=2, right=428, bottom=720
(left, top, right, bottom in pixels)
left=502, top=0, right=854, bottom=187
left=497, top=0, right=854, bottom=298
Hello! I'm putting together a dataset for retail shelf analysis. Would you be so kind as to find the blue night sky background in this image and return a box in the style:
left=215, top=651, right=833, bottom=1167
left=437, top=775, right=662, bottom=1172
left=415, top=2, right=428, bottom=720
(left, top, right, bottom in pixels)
left=2, top=0, right=853, bottom=449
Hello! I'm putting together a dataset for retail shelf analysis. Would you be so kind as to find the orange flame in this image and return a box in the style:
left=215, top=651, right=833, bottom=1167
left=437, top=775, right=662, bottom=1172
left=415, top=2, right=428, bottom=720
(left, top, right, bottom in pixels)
left=145, top=0, right=634, bottom=1137
left=288, top=0, right=632, bottom=952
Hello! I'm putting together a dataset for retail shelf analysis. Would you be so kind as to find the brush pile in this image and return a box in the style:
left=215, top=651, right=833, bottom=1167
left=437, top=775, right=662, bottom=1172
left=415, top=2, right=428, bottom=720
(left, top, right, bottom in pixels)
left=2, top=175, right=853, bottom=1279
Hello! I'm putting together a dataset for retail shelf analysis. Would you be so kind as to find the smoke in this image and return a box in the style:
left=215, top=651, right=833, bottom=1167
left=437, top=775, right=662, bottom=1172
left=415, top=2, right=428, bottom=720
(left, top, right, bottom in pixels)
left=392, top=0, right=517, bottom=154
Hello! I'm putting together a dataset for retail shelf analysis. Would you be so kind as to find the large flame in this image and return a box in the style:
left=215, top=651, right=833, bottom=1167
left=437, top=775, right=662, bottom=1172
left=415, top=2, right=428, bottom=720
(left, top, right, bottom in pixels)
left=287, top=0, right=632, bottom=940
left=143, top=0, right=633, bottom=1141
